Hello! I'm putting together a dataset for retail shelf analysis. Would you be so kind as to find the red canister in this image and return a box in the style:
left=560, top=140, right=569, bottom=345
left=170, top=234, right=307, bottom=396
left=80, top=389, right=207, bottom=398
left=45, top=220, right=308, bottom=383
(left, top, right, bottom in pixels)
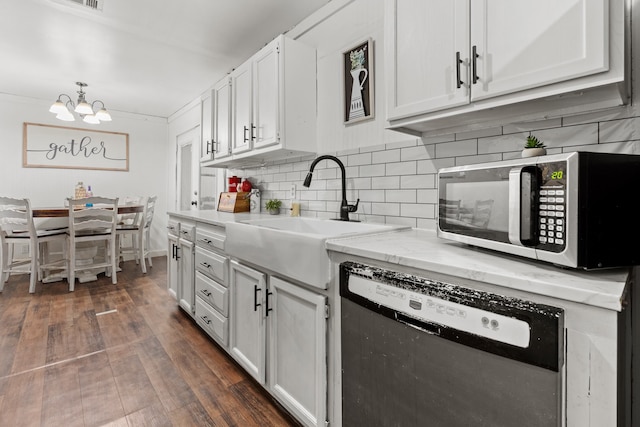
left=228, top=176, right=241, bottom=192
left=241, top=179, right=252, bottom=192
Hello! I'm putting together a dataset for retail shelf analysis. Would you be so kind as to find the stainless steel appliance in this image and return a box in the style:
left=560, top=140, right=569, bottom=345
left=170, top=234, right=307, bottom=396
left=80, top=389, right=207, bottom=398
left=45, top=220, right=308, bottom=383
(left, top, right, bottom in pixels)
left=340, top=261, right=564, bottom=427
left=438, top=151, right=640, bottom=269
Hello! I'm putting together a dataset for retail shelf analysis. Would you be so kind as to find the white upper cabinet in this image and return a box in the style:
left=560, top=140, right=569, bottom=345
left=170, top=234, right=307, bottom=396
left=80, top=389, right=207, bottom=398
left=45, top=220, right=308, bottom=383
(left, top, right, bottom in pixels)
left=470, top=0, right=609, bottom=102
left=200, top=78, right=232, bottom=163
left=205, top=34, right=317, bottom=168
left=213, top=77, right=232, bottom=160
left=231, top=60, right=253, bottom=155
left=252, top=39, right=279, bottom=149
left=200, top=92, right=213, bottom=162
left=386, top=0, right=469, bottom=118
left=385, top=0, right=627, bottom=134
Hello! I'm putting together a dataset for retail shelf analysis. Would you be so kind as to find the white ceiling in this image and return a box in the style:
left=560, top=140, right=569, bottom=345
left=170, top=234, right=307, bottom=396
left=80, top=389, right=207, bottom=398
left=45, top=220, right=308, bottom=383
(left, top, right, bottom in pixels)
left=0, top=0, right=330, bottom=118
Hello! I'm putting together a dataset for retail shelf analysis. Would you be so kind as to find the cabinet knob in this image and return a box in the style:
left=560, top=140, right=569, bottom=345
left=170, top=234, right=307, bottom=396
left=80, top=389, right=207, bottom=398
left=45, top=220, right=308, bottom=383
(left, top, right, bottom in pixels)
left=200, top=315, right=211, bottom=325
left=201, top=289, right=212, bottom=297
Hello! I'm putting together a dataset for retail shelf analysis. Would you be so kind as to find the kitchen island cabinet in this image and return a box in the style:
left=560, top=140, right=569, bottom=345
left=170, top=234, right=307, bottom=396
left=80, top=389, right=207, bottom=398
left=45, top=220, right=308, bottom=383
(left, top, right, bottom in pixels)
left=385, top=0, right=627, bottom=134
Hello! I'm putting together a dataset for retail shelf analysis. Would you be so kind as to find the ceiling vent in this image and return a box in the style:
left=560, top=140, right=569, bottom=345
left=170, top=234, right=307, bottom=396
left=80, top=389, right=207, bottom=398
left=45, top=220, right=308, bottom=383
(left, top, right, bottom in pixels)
left=51, top=0, right=104, bottom=12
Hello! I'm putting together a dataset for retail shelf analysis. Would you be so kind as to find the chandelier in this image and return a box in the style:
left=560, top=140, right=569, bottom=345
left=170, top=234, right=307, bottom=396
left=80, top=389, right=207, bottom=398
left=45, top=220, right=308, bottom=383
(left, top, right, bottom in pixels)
left=49, top=82, right=112, bottom=124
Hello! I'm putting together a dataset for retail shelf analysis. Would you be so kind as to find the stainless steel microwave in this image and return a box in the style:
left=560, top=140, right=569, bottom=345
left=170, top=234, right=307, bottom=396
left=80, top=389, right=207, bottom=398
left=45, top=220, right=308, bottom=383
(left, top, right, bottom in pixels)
left=437, top=152, right=640, bottom=269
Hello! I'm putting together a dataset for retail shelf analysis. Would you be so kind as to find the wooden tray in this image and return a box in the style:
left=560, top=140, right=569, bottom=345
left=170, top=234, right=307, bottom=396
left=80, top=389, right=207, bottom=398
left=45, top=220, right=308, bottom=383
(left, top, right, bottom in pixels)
left=217, top=192, right=250, bottom=213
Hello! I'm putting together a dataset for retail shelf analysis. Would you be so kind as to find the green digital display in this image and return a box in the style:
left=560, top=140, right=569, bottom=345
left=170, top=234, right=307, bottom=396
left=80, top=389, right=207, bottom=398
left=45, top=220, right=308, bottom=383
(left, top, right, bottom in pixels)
left=551, top=171, right=564, bottom=180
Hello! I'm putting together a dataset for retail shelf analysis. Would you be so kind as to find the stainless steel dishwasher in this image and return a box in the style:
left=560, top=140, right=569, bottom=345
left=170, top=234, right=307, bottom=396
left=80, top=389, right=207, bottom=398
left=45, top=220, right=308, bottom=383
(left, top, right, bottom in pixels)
left=340, top=261, right=564, bottom=427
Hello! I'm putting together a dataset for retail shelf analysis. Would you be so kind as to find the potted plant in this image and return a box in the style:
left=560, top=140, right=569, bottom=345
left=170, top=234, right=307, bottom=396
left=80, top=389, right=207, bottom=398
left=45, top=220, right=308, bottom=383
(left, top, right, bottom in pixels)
left=265, top=199, right=282, bottom=215
left=522, top=135, right=547, bottom=158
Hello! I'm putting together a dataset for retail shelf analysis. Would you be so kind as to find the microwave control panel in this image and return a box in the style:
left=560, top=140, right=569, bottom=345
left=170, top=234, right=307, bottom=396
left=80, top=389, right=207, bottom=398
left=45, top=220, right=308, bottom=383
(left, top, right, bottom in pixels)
left=537, top=162, right=566, bottom=252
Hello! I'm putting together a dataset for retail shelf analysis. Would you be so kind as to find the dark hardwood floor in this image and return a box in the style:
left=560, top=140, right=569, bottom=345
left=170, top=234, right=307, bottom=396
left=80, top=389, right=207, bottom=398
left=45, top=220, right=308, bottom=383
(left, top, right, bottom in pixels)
left=0, top=257, right=298, bottom=427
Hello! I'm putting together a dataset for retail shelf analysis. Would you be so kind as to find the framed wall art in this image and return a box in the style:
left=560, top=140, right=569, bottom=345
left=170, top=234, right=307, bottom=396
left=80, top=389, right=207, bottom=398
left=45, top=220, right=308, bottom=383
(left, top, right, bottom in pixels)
left=343, top=38, right=374, bottom=124
left=23, top=122, right=129, bottom=171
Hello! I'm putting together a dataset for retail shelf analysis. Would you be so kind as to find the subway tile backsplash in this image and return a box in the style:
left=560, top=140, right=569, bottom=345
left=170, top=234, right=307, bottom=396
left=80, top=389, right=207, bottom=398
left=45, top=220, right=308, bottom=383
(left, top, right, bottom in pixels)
left=230, top=108, right=640, bottom=229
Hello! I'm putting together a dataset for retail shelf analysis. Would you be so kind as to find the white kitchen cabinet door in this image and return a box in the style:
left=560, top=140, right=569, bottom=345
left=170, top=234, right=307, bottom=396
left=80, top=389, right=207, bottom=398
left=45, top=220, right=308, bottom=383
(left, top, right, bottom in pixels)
left=231, top=61, right=253, bottom=154
left=252, top=38, right=279, bottom=149
left=229, top=260, right=267, bottom=384
left=212, top=78, right=231, bottom=159
left=167, top=232, right=179, bottom=300
left=204, top=35, right=316, bottom=167
left=470, top=0, right=609, bottom=102
left=385, top=0, right=469, bottom=120
left=268, top=277, right=327, bottom=427
left=177, top=237, right=194, bottom=316
left=200, top=93, right=213, bottom=162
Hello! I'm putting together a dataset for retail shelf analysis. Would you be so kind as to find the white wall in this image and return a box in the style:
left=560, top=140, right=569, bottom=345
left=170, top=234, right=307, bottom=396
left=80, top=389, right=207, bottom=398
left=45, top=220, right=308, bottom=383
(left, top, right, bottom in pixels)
left=0, top=93, right=169, bottom=255
left=296, top=0, right=415, bottom=153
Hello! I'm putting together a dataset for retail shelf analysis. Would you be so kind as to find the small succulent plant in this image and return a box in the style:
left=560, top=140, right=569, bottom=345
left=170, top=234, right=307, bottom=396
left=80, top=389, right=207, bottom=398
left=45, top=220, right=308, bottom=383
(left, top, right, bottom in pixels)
left=525, top=135, right=546, bottom=149
left=265, top=199, right=282, bottom=211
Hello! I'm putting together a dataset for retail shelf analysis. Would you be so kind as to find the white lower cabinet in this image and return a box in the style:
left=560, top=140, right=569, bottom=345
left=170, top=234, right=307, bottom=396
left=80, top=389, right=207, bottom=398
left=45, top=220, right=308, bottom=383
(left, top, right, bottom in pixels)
left=167, top=217, right=195, bottom=316
left=167, top=220, right=179, bottom=300
left=229, top=260, right=328, bottom=427
left=268, top=277, right=327, bottom=427
left=177, top=222, right=195, bottom=316
left=194, top=223, right=229, bottom=348
left=230, top=261, right=266, bottom=382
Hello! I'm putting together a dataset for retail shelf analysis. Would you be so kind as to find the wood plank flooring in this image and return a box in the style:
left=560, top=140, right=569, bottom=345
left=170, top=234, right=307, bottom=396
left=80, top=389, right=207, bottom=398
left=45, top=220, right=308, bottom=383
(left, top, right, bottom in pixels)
left=0, top=257, right=299, bottom=427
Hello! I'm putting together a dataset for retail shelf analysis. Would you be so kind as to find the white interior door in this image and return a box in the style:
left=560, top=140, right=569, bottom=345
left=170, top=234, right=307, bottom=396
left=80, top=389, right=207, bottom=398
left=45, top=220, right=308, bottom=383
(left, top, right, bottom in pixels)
left=177, top=127, right=200, bottom=211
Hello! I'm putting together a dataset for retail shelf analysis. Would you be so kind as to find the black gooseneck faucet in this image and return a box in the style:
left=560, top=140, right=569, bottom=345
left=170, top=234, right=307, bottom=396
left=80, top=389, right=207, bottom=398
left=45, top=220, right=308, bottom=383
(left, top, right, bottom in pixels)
left=303, top=155, right=359, bottom=221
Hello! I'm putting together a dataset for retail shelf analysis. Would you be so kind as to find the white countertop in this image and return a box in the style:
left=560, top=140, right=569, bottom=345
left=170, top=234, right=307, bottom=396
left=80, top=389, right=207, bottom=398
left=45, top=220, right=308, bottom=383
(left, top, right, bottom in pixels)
left=168, top=210, right=274, bottom=227
left=168, top=210, right=629, bottom=311
left=327, top=229, right=629, bottom=312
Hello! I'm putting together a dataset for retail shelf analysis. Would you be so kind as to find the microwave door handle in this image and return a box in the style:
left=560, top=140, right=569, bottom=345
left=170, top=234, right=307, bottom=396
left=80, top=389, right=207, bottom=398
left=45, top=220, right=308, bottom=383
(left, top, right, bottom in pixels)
left=508, top=168, right=523, bottom=245
left=509, top=167, right=537, bottom=246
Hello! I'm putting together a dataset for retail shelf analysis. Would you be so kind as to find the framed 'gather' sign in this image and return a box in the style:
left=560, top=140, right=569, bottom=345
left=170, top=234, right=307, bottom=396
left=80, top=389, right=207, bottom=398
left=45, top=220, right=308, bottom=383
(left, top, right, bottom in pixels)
left=23, top=122, right=129, bottom=171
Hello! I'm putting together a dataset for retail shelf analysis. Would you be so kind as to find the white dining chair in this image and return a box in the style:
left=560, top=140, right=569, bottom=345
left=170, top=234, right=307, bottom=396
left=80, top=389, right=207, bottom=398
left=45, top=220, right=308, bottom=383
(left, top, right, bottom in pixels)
left=66, top=196, right=119, bottom=291
left=0, top=197, right=67, bottom=293
left=117, top=196, right=156, bottom=273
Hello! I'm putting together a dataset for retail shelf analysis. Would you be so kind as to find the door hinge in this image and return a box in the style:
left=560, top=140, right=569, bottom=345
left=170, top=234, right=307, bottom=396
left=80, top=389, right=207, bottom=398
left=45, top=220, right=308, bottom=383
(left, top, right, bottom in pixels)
left=324, top=304, right=330, bottom=319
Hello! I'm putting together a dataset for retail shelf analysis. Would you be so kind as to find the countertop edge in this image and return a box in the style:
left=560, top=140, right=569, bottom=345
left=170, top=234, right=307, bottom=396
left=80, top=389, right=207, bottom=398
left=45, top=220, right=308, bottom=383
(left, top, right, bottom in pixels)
left=327, top=229, right=629, bottom=312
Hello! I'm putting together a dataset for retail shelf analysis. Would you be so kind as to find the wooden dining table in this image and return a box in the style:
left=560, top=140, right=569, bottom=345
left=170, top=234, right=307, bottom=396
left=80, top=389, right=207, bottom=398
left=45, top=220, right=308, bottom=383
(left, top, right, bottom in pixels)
left=32, top=204, right=143, bottom=217
left=32, top=204, right=144, bottom=284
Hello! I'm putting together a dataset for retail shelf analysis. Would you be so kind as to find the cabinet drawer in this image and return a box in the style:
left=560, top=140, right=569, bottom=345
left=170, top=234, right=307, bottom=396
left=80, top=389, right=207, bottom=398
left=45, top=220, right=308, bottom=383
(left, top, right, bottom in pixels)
left=179, top=221, right=195, bottom=242
left=167, top=219, right=179, bottom=237
left=196, top=224, right=226, bottom=251
left=195, top=271, right=228, bottom=316
left=195, top=297, right=228, bottom=347
left=195, top=246, right=228, bottom=284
